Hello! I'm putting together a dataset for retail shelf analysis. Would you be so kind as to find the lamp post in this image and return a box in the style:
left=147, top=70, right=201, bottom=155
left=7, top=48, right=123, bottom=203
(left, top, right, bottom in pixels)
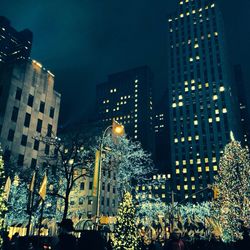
left=94, top=119, right=124, bottom=228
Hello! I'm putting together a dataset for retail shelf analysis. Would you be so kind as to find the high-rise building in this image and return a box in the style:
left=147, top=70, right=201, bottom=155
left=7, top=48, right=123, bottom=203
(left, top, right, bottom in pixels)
left=153, top=91, right=171, bottom=173
left=168, top=0, right=240, bottom=202
left=233, top=65, right=250, bottom=148
left=96, top=66, right=154, bottom=153
left=0, top=16, right=32, bottom=64
left=0, top=59, right=61, bottom=170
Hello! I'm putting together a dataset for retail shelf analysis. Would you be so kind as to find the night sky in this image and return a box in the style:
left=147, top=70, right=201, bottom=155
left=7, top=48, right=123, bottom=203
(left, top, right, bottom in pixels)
left=1, top=0, right=250, bottom=126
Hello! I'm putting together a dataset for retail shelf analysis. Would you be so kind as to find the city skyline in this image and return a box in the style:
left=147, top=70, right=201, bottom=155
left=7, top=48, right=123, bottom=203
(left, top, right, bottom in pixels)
left=1, top=0, right=250, bottom=126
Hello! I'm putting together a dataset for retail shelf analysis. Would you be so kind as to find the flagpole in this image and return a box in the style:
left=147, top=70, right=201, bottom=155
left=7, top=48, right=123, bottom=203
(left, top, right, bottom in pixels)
left=38, top=199, right=45, bottom=237
left=26, top=171, right=36, bottom=236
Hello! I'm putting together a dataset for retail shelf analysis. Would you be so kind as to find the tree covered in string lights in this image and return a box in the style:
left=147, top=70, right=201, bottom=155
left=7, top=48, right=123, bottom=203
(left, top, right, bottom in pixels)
left=112, top=192, right=139, bottom=250
left=212, top=139, right=250, bottom=242
left=0, top=148, right=8, bottom=247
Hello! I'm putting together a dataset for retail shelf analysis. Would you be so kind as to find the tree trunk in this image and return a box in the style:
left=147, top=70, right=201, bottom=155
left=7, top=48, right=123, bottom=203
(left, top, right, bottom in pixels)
left=63, top=191, right=70, bottom=220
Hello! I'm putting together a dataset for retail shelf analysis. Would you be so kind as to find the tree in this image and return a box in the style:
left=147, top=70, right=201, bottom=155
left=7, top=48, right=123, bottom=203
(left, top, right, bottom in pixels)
left=212, top=139, right=250, bottom=242
left=38, top=132, right=93, bottom=220
left=112, top=192, right=139, bottom=250
left=101, top=135, right=154, bottom=196
left=0, top=148, right=8, bottom=247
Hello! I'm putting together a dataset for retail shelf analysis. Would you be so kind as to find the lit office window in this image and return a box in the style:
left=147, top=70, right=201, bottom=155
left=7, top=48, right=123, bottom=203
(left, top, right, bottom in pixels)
left=222, top=108, right=227, bottom=113
left=219, top=86, right=225, bottom=92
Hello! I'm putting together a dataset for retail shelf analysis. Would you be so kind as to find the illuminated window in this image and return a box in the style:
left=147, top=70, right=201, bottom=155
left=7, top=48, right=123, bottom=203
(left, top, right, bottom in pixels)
left=110, top=89, right=113, bottom=93
left=208, top=118, right=213, bottom=123
left=189, top=58, right=194, bottom=62
left=106, top=109, right=109, bottom=113
left=191, top=86, right=195, bottom=91
left=186, top=12, right=190, bottom=16
left=135, top=84, right=138, bottom=88
left=180, top=1, right=183, bottom=4
left=114, top=88, right=117, bottom=92
left=183, top=168, right=187, bottom=174
left=219, top=86, right=225, bottom=92
left=180, top=14, right=184, bottom=18
left=206, top=166, right=210, bottom=172
left=177, top=185, right=181, bottom=190
left=205, top=82, right=209, bottom=87
left=162, top=194, right=166, bottom=198
left=191, top=79, right=195, bottom=84
left=194, top=44, right=199, bottom=48
left=214, top=32, right=218, bottom=36
left=176, top=161, right=179, bottom=166
left=216, top=117, right=220, bottom=122
left=172, top=103, right=177, bottom=108
left=168, top=174, right=171, bottom=179
left=179, top=95, right=183, bottom=100
left=161, top=185, right=166, bottom=189
left=176, top=169, right=180, bottom=174
left=184, top=81, right=188, bottom=85
left=213, top=165, right=218, bottom=171
left=142, top=186, right=145, bottom=190
left=184, top=185, right=188, bottom=190
left=222, top=108, right=227, bottom=113
left=183, top=160, right=186, bottom=165
left=196, top=56, right=200, bottom=60
left=198, top=167, right=202, bottom=172
left=134, top=135, right=138, bottom=139
left=205, top=158, right=209, bottom=163
left=135, top=94, right=138, bottom=97
left=195, top=135, right=199, bottom=140
left=211, top=3, right=215, bottom=8
left=174, top=138, right=178, bottom=143
left=185, top=87, right=189, bottom=92
left=149, top=194, right=152, bottom=198
left=215, top=109, right=219, bottom=115
left=191, top=176, right=195, bottom=181
left=190, top=159, right=194, bottom=164
left=194, top=120, right=198, bottom=125
left=135, top=79, right=138, bottom=83
left=179, top=102, right=183, bottom=107
left=192, top=10, right=196, bottom=14
left=188, top=136, right=192, bottom=141
left=181, top=137, right=185, bottom=142
left=192, top=185, right=195, bottom=190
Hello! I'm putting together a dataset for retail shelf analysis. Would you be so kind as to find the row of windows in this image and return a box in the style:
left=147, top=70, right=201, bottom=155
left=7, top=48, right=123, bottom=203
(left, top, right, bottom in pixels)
left=15, top=87, right=55, bottom=118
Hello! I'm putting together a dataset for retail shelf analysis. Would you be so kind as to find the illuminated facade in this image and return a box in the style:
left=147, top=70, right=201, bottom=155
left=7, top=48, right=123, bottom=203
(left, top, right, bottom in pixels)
left=0, top=59, right=61, bottom=170
left=96, top=66, right=154, bottom=152
left=168, top=0, right=240, bottom=202
left=0, top=16, right=32, bottom=64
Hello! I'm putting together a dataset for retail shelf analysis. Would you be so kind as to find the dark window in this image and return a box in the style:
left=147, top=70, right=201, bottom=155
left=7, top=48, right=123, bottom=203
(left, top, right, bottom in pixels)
left=39, top=101, right=45, bottom=113
left=15, top=87, right=22, bottom=100
left=17, top=154, right=24, bottom=166
left=11, top=107, right=19, bottom=122
left=89, top=182, right=93, bottom=190
left=106, top=198, right=110, bottom=206
left=21, top=135, right=28, bottom=146
left=33, top=139, right=39, bottom=151
left=45, top=144, right=50, bottom=155
left=47, top=124, right=52, bottom=136
left=70, top=200, right=75, bottom=205
left=107, top=184, right=110, bottom=192
left=88, top=199, right=92, bottom=205
left=36, top=119, right=42, bottom=132
left=30, top=158, right=37, bottom=169
left=113, top=187, right=116, bottom=194
left=79, top=197, right=84, bottom=205
left=49, top=107, right=55, bottom=118
left=24, top=113, right=31, bottom=127
left=28, top=94, right=34, bottom=107
left=7, top=129, right=15, bottom=141
left=80, top=182, right=85, bottom=190
left=4, top=150, right=11, bottom=163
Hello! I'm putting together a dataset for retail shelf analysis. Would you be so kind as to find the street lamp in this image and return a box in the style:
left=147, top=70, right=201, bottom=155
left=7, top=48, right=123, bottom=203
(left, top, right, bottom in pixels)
left=93, top=119, right=124, bottom=228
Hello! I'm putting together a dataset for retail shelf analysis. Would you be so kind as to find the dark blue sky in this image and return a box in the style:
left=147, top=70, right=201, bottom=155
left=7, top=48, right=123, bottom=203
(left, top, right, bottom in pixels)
left=1, top=0, right=250, bottom=126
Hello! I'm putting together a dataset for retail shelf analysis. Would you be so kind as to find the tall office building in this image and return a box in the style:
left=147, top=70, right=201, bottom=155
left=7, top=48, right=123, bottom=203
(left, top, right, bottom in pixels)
left=0, top=16, right=32, bottom=64
left=233, top=65, right=250, bottom=148
left=0, top=59, right=61, bottom=170
left=168, top=0, right=240, bottom=202
left=96, top=66, right=154, bottom=153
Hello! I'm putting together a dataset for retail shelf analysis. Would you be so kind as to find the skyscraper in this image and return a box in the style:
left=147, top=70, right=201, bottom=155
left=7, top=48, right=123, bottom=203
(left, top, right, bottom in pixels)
left=0, top=59, right=61, bottom=171
left=168, top=0, right=240, bottom=202
left=0, top=16, right=32, bottom=64
left=96, top=66, right=154, bottom=153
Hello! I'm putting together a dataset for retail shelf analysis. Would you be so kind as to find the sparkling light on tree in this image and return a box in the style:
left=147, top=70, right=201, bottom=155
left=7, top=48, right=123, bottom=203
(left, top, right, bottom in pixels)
left=212, top=139, right=250, bottom=242
left=0, top=148, right=8, bottom=247
left=112, top=192, right=139, bottom=250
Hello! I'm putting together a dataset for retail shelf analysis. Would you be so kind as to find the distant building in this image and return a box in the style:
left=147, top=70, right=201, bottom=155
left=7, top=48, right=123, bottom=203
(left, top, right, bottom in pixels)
left=153, top=91, right=171, bottom=173
left=168, top=0, right=240, bottom=202
left=96, top=66, right=154, bottom=153
left=233, top=65, right=250, bottom=148
left=0, top=16, right=32, bottom=64
left=136, top=173, right=172, bottom=203
left=0, top=59, right=61, bottom=170
left=64, top=169, right=118, bottom=221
